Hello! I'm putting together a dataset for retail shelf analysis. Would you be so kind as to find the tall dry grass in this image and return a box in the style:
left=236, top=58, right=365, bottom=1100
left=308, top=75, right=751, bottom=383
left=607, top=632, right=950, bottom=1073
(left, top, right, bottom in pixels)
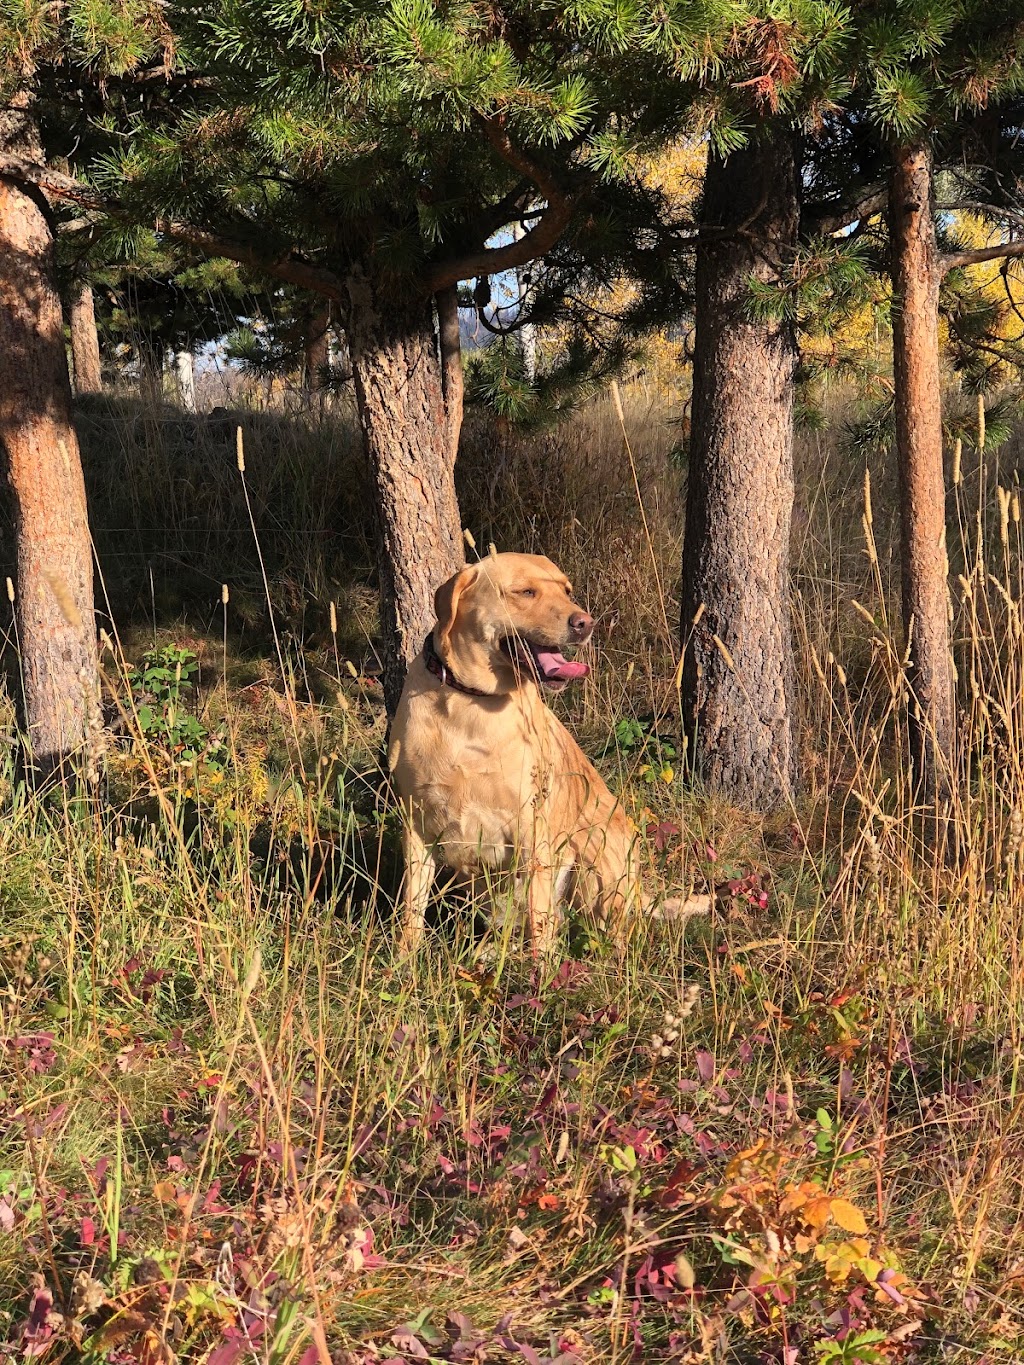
left=0, top=381, right=1023, bottom=1362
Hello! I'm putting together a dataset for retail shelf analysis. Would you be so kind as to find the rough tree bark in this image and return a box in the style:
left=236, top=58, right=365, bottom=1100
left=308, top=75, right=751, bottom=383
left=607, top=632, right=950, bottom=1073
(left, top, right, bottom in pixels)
left=889, top=139, right=954, bottom=802
left=69, top=281, right=102, bottom=394
left=0, top=107, right=99, bottom=772
left=344, top=265, right=464, bottom=714
left=436, top=284, right=464, bottom=462
left=680, top=130, right=799, bottom=808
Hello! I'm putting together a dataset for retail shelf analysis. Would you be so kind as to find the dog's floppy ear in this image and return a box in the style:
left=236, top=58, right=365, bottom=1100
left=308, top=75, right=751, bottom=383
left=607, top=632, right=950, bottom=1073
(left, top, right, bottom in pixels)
left=434, top=563, right=479, bottom=650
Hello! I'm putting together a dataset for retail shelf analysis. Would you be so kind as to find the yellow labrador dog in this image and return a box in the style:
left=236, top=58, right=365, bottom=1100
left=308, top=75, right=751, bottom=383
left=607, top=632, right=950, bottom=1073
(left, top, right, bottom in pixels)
left=388, top=552, right=700, bottom=954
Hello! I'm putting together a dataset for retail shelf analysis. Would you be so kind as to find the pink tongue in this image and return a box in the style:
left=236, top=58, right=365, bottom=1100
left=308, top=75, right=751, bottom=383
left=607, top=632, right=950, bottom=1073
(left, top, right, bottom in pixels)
left=534, top=648, right=589, bottom=681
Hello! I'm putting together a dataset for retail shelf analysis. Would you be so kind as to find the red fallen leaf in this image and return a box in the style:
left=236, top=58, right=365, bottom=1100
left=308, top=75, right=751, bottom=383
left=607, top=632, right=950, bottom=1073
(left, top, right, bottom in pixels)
left=829, top=987, right=858, bottom=1008
left=517, top=1184, right=555, bottom=1210
left=80, top=1216, right=95, bottom=1247
left=83, top=1157, right=110, bottom=1192
left=207, top=1330, right=246, bottom=1365
left=723, top=872, right=769, bottom=909
left=508, top=1342, right=543, bottom=1365
left=536, top=1193, right=560, bottom=1211
left=21, top=1281, right=56, bottom=1356
left=549, top=960, right=589, bottom=992
left=656, top=1158, right=699, bottom=1208
left=295, top=1348, right=321, bottom=1365
left=391, top=1329, right=430, bottom=1359
left=202, top=1180, right=229, bottom=1214
left=12, top=1034, right=57, bottom=1075
left=41, top=1103, right=68, bottom=1132
left=695, top=1050, right=715, bottom=1083
left=646, top=820, right=680, bottom=851
left=531, top=1082, right=559, bottom=1117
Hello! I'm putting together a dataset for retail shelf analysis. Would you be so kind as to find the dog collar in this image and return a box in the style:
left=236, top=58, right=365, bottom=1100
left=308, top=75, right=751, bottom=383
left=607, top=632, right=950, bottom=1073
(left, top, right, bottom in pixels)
left=422, top=632, right=489, bottom=697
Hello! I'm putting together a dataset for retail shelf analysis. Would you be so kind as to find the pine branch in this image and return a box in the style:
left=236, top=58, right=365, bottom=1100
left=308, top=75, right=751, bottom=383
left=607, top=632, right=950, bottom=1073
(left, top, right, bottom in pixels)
left=935, top=200, right=1024, bottom=232
left=1001, top=259, right=1024, bottom=328
left=424, top=115, right=581, bottom=291
left=942, top=239, right=1024, bottom=273
left=426, top=193, right=576, bottom=292
left=945, top=310, right=1024, bottom=368
left=152, top=219, right=345, bottom=300
left=806, top=186, right=889, bottom=236
left=0, top=156, right=347, bottom=301
left=475, top=115, right=566, bottom=207
left=458, top=181, right=551, bottom=260
left=475, top=303, right=531, bottom=336
left=0, top=157, right=105, bottom=211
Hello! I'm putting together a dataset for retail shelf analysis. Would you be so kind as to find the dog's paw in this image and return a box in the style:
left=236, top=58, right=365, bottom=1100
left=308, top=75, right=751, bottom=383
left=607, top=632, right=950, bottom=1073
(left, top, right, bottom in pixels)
left=653, top=893, right=713, bottom=921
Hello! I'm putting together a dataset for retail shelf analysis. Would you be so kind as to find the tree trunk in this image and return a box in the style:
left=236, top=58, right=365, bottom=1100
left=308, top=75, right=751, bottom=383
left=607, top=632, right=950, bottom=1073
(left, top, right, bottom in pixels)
left=0, top=107, right=99, bottom=773
left=436, top=285, right=464, bottom=461
left=680, top=130, right=799, bottom=808
left=343, top=265, right=465, bottom=713
left=889, top=139, right=954, bottom=802
left=69, top=281, right=102, bottom=395
left=173, top=349, right=197, bottom=412
left=304, top=302, right=330, bottom=395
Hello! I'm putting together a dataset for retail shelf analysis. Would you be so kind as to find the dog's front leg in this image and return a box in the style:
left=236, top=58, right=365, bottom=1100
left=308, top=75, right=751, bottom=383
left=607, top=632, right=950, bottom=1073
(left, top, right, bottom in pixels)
left=399, top=819, right=437, bottom=954
left=525, top=857, right=561, bottom=958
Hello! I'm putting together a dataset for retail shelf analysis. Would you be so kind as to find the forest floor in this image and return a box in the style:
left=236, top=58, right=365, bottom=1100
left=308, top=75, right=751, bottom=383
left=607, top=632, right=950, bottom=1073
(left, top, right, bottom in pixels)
left=1, top=388, right=1023, bottom=1364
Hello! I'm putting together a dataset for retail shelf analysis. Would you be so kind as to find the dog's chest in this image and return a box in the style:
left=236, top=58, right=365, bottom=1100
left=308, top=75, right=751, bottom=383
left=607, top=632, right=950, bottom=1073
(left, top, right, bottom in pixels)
left=394, top=698, right=553, bottom=868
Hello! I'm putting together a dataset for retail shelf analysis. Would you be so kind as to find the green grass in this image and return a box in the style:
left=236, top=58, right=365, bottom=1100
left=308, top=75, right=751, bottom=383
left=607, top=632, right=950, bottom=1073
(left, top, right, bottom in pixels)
left=1, top=387, right=1024, bottom=1363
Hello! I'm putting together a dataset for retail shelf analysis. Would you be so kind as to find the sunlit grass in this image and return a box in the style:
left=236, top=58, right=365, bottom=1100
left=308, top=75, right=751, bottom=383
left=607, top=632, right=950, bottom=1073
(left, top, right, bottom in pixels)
left=1, top=386, right=1023, bottom=1362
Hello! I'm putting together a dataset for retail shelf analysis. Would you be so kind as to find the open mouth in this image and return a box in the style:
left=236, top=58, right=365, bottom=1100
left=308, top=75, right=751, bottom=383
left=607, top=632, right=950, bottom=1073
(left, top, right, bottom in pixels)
left=502, top=635, right=589, bottom=691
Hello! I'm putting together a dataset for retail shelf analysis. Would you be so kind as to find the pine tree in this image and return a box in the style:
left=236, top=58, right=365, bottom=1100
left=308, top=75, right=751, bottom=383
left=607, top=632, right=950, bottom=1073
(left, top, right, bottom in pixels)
left=681, top=127, right=801, bottom=807
left=680, top=3, right=1024, bottom=809
left=677, top=6, right=854, bottom=808
left=0, top=0, right=175, bottom=768
left=2, top=0, right=742, bottom=714
left=67, top=279, right=103, bottom=394
left=225, top=289, right=345, bottom=400
left=0, top=105, right=101, bottom=772
left=837, top=2, right=1024, bottom=803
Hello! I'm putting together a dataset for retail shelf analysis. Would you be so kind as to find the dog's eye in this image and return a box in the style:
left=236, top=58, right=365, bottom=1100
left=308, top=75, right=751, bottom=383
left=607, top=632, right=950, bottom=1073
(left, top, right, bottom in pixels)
left=517, top=588, right=536, bottom=598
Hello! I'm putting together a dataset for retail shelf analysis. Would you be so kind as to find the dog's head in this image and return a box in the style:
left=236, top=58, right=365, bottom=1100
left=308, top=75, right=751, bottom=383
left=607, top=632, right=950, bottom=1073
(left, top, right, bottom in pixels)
left=432, top=553, right=594, bottom=694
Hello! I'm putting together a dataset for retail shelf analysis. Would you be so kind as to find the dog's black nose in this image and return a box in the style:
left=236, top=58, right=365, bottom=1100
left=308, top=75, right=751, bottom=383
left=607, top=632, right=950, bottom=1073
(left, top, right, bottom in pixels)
left=569, top=611, right=593, bottom=640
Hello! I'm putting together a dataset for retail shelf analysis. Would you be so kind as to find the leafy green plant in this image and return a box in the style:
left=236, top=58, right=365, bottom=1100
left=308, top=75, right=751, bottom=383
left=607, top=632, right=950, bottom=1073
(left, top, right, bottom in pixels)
left=126, top=645, right=221, bottom=768
left=606, top=715, right=679, bottom=784
left=814, top=1328, right=888, bottom=1364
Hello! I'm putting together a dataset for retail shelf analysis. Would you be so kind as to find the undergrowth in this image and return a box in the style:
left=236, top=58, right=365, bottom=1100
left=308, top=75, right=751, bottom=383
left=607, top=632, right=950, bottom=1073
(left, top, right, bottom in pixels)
left=1, top=385, right=1023, bottom=1363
